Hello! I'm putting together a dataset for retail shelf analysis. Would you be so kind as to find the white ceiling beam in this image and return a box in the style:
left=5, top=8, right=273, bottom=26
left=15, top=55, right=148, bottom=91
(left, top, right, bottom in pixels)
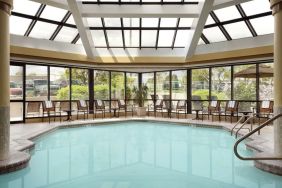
left=213, top=0, right=252, bottom=10
left=30, top=0, right=69, bottom=10
left=184, top=0, right=215, bottom=59
left=67, top=0, right=97, bottom=58
left=81, top=5, right=199, bottom=18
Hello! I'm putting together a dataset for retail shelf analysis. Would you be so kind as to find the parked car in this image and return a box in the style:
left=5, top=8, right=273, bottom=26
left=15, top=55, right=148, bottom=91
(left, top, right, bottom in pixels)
left=10, top=81, right=22, bottom=98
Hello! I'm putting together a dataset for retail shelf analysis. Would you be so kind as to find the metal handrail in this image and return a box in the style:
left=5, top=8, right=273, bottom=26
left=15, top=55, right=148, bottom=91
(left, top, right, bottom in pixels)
left=234, top=113, right=282, bottom=160
left=231, top=115, right=248, bottom=136
left=235, top=116, right=254, bottom=138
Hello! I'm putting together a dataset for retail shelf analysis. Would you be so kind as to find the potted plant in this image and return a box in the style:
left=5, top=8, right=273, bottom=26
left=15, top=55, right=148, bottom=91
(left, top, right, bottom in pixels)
left=133, top=84, right=148, bottom=117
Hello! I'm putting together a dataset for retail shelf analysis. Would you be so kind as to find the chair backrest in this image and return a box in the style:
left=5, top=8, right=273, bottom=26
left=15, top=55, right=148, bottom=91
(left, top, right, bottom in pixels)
left=95, top=100, right=105, bottom=109
left=118, top=99, right=126, bottom=108
left=225, top=100, right=238, bottom=112
left=77, top=100, right=88, bottom=110
left=27, top=102, right=41, bottom=113
left=260, top=100, right=273, bottom=113
left=155, top=99, right=163, bottom=107
left=43, top=101, right=55, bottom=112
left=208, top=100, right=220, bottom=112
left=192, top=96, right=203, bottom=110
left=151, top=95, right=159, bottom=101
left=176, top=100, right=186, bottom=109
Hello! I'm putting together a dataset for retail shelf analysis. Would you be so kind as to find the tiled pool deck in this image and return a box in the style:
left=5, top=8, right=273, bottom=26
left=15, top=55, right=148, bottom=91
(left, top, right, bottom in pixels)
left=1, top=117, right=282, bottom=175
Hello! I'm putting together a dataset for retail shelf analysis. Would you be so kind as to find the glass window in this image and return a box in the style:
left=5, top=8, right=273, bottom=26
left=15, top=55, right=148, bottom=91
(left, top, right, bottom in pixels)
left=126, top=73, right=138, bottom=100
left=206, top=15, right=215, bottom=25
left=192, top=68, right=209, bottom=100
left=40, top=5, right=68, bottom=22
left=10, top=16, right=32, bottom=36
left=123, top=18, right=140, bottom=27
left=29, top=21, right=57, bottom=39
left=214, top=6, right=241, bottom=22
left=142, top=18, right=159, bottom=27
left=91, top=30, right=107, bottom=47
left=94, top=70, right=110, bottom=100
left=71, top=68, right=89, bottom=100
left=54, top=27, right=78, bottom=43
left=142, top=73, right=154, bottom=99
left=211, top=67, right=231, bottom=100
left=13, top=0, right=41, bottom=16
left=202, top=27, right=226, bottom=43
left=259, top=63, right=273, bottom=100
left=158, top=30, right=174, bottom=47
left=241, top=0, right=271, bottom=16
left=224, top=22, right=252, bottom=39
left=10, top=66, right=23, bottom=100
left=86, top=18, right=103, bottom=27
left=174, top=30, right=191, bottom=47
left=171, top=70, right=187, bottom=100
left=26, top=65, right=48, bottom=101
left=160, top=18, right=178, bottom=27
left=198, top=38, right=205, bottom=45
left=10, top=102, right=23, bottom=122
left=156, top=71, right=170, bottom=99
left=233, top=64, right=256, bottom=100
left=50, top=67, right=70, bottom=100
left=142, top=30, right=157, bottom=46
left=106, top=30, right=123, bottom=46
left=250, top=16, right=274, bottom=35
left=179, top=18, right=194, bottom=27
left=111, top=72, right=125, bottom=99
left=124, top=30, right=139, bottom=47
left=104, top=18, right=121, bottom=27
left=66, top=15, right=75, bottom=25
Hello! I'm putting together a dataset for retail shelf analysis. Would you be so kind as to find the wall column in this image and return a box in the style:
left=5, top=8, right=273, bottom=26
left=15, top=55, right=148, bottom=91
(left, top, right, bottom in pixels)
left=0, top=0, right=12, bottom=161
left=270, top=0, right=282, bottom=155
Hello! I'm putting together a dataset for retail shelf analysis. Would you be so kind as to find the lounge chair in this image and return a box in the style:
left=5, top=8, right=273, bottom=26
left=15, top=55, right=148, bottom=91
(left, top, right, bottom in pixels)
left=94, top=99, right=106, bottom=119
left=209, top=100, right=221, bottom=121
left=192, top=95, right=204, bottom=120
left=155, top=99, right=164, bottom=117
left=175, top=100, right=187, bottom=119
left=26, top=101, right=41, bottom=118
left=224, top=100, right=239, bottom=123
left=77, top=100, right=89, bottom=120
left=118, top=99, right=134, bottom=117
left=254, top=100, right=274, bottom=124
left=42, top=101, right=62, bottom=123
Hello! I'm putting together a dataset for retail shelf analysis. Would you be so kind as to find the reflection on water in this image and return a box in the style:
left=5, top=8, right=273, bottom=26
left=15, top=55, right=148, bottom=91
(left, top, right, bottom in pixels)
left=1, top=121, right=282, bottom=188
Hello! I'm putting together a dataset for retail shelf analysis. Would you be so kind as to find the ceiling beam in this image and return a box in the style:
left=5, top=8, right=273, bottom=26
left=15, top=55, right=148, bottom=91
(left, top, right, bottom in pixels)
left=67, top=0, right=96, bottom=58
left=213, top=0, right=252, bottom=10
left=30, top=0, right=69, bottom=10
left=185, top=0, right=215, bottom=60
left=81, top=5, right=199, bottom=18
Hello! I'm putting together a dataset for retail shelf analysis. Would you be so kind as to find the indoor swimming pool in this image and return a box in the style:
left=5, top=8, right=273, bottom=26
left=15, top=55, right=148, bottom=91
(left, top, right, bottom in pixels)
left=0, top=121, right=281, bottom=188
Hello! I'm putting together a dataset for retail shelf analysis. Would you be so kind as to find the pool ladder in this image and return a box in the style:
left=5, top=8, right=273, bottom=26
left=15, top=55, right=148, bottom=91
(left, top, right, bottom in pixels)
left=231, top=114, right=255, bottom=138
left=233, top=113, right=282, bottom=160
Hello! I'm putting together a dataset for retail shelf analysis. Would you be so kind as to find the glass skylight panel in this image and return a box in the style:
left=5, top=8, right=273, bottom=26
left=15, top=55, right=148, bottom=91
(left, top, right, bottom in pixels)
left=66, top=15, right=75, bottom=25
left=250, top=16, right=274, bottom=35
left=142, top=30, right=157, bottom=46
left=158, top=30, right=174, bottom=46
left=142, top=18, right=159, bottom=27
left=224, top=22, right=252, bottom=39
left=40, top=5, right=68, bottom=22
left=91, top=30, right=107, bottom=47
left=214, top=6, right=241, bottom=22
left=29, top=21, right=57, bottom=40
left=124, top=30, right=139, bottom=47
left=160, top=18, right=178, bottom=27
left=206, top=15, right=215, bottom=25
left=104, top=18, right=121, bottom=27
left=106, top=30, right=123, bottom=46
left=142, top=0, right=161, bottom=2
left=163, top=0, right=182, bottom=2
left=174, top=30, right=191, bottom=47
left=202, top=27, right=226, bottom=43
left=10, top=16, right=32, bottom=36
left=86, top=18, right=103, bottom=27
left=179, top=18, right=194, bottom=27
left=198, top=38, right=205, bottom=45
left=54, top=27, right=78, bottom=43
left=13, top=0, right=41, bottom=16
left=241, top=0, right=271, bottom=16
left=76, top=39, right=82, bottom=45
left=123, top=18, right=140, bottom=27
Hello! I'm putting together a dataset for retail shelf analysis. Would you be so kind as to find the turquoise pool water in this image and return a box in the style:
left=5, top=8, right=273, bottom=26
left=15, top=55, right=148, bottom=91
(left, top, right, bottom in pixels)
left=0, top=121, right=282, bottom=188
